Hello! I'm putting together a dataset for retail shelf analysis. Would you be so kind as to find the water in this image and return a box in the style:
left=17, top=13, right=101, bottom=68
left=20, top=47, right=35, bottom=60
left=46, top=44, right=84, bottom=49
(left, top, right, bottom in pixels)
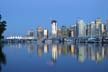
left=0, top=42, right=108, bottom=72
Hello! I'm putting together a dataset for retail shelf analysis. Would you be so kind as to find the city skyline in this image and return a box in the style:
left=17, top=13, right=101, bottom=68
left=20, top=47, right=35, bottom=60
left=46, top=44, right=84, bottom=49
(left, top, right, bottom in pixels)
left=0, top=0, right=108, bottom=36
left=1, top=0, right=108, bottom=72
left=6, top=18, right=108, bottom=38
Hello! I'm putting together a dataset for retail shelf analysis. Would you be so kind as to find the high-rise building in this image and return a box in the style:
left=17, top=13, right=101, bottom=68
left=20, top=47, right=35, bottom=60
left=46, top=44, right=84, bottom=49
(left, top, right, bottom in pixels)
left=51, top=20, right=57, bottom=37
left=69, top=25, right=76, bottom=37
left=27, top=29, right=34, bottom=37
left=76, top=19, right=86, bottom=37
left=101, top=24, right=105, bottom=34
left=95, top=18, right=102, bottom=37
left=43, top=29, right=48, bottom=38
left=91, top=21, right=96, bottom=37
left=86, top=24, right=91, bottom=37
left=57, top=28, right=62, bottom=37
left=61, top=26, right=68, bottom=38
left=37, top=26, right=43, bottom=39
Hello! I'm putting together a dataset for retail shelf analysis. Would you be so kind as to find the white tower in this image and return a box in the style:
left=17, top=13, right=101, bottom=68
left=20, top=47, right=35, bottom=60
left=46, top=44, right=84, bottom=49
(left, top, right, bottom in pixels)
left=51, top=20, right=57, bottom=37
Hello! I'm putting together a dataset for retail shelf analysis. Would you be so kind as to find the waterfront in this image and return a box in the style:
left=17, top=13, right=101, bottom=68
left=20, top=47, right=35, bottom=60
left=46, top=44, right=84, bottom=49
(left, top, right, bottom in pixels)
left=0, top=42, right=108, bottom=72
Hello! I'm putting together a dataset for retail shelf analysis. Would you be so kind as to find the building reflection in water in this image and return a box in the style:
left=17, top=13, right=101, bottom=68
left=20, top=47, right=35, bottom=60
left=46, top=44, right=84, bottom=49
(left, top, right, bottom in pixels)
left=62, top=42, right=68, bottom=55
left=0, top=43, right=6, bottom=71
left=7, top=42, right=108, bottom=63
left=37, top=44, right=43, bottom=57
left=77, top=44, right=86, bottom=63
left=69, top=44, right=75, bottom=56
left=51, top=44, right=58, bottom=63
left=44, top=44, right=48, bottom=54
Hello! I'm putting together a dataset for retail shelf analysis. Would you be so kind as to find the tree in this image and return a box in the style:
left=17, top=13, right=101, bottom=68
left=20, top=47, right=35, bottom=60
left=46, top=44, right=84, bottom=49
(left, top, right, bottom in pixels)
left=0, top=14, right=7, bottom=40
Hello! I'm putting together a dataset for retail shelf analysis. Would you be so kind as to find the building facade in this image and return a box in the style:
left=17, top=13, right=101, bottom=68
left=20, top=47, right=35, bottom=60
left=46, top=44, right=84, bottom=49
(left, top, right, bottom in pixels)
left=76, top=19, right=86, bottom=38
left=51, top=20, right=57, bottom=37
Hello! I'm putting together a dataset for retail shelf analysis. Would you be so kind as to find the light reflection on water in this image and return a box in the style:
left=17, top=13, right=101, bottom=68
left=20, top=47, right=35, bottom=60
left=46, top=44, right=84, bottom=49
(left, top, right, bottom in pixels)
left=1, top=42, right=108, bottom=72
left=6, top=42, right=108, bottom=63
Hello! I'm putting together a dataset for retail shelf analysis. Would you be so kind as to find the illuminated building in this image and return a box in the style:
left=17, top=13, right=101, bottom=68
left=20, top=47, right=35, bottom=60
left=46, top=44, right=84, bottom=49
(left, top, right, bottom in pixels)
left=90, top=21, right=96, bottom=37
left=86, top=21, right=96, bottom=37
left=95, top=18, right=102, bottom=37
left=76, top=19, right=86, bottom=37
left=70, top=25, right=77, bottom=37
left=51, top=20, right=57, bottom=37
left=101, top=24, right=105, bottom=34
left=43, top=29, right=48, bottom=38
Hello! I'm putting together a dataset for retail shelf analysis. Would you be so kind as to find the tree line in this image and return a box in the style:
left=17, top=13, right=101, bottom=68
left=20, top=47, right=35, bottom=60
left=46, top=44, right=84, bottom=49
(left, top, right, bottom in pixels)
left=0, top=14, right=6, bottom=40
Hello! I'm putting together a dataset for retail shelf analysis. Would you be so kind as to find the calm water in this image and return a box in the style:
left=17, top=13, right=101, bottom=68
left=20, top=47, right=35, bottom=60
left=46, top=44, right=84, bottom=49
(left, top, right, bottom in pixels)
left=0, top=42, right=108, bottom=72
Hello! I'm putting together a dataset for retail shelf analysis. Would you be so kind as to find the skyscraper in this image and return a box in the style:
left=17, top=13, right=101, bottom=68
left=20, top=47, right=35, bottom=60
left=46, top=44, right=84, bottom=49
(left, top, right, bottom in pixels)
left=95, top=18, right=102, bottom=37
left=76, top=19, right=86, bottom=38
left=90, top=21, right=96, bottom=37
left=43, top=29, right=48, bottom=38
left=51, top=20, right=57, bottom=37
left=37, top=26, right=43, bottom=39
left=57, top=28, right=62, bottom=37
left=69, top=25, right=76, bottom=37
left=61, top=26, right=68, bottom=38
left=27, top=29, right=34, bottom=37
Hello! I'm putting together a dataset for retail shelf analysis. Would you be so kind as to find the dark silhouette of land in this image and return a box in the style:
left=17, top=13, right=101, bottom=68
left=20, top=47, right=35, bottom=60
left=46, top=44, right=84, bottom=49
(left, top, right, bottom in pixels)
left=0, top=14, right=6, bottom=71
left=0, top=14, right=6, bottom=40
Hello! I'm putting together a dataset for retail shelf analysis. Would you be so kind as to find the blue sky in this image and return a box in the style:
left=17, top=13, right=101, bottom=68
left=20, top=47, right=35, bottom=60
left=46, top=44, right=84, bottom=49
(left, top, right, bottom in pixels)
left=0, top=0, right=108, bottom=36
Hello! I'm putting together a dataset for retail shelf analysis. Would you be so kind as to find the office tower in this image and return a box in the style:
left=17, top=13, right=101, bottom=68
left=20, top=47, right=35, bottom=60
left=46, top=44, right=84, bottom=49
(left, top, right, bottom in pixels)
left=69, top=25, right=77, bottom=38
left=37, top=26, right=43, bottom=39
left=91, top=21, right=96, bottom=37
left=101, top=24, right=105, bottom=36
left=67, top=28, right=72, bottom=37
left=57, top=28, right=62, bottom=37
left=61, top=26, right=68, bottom=38
left=43, top=29, right=48, bottom=38
left=76, top=19, right=86, bottom=37
left=95, top=18, right=102, bottom=37
left=51, top=20, right=57, bottom=37
left=87, top=21, right=99, bottom=38
left=27, top=29, right=34, bottom=37
left=86, top=24, right=91, bottom=37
